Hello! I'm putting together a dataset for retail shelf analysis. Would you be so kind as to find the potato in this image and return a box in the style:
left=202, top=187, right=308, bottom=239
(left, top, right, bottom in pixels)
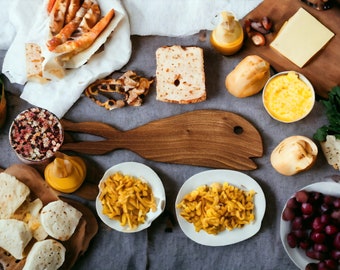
left=225, top=55, right=270, bottom=98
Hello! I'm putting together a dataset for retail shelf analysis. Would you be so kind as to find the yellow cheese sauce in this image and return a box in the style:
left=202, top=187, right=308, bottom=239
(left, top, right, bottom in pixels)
left=263, top=72, right=314, bottom=122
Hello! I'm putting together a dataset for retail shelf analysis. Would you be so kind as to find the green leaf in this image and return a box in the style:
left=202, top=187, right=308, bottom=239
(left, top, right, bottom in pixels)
left=314, top=86, right=340, bottom=141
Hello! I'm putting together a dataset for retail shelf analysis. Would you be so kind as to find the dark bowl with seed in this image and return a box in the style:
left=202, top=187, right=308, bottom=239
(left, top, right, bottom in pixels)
left=9, top=107, right=64, bottom=165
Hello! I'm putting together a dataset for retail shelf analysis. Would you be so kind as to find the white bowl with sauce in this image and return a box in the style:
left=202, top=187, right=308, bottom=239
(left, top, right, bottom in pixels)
left=262, top=71, right=315, bottom=123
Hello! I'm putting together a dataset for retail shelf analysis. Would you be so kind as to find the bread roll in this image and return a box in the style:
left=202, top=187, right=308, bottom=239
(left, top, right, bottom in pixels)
left=270, top=135, right=318, bottom=176
left=156, top=45, right=206, bottom=104
left=225, top=55, right=270, bottom=98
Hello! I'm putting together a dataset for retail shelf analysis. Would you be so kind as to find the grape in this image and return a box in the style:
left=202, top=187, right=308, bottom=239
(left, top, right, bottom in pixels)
left=302, top=203, right=314, bottom=216
left=333, top=198, right=340, bottom=208
left=323, top=195, right=335, bottom=205
left=310, top=231, right=326, bottom=244
left=292, top=216, right=304, bottom=230
left=282, top=206, right=295, bottom=221
left=333, top=232, right=340, bottom=250
left=287, top=197, right=299, bottom=209
left=306, top=250, right=326, bottom=260
left=284, top=190, right=340, bottom=269
left=323, top=259, right=338, bottom=270
left=313, top=243, right=328, bottom=253
left=295, top=190, right=309, bottom=203
left=312, top=217, right=325, bottom=232
left=324, top=224, right=338, bottom=235
left=320, top=213, right=331, bottom=225
left=331, top=210, right=340, bottom=223
left=287, top=232, right=298, bottom=248
left=331, top=249, right=340, bottom=260
left=305, top=263, right=318, bottom=270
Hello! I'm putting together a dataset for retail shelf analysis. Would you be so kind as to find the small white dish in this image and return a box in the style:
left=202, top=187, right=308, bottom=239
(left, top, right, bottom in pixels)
left=262, top=71, right=315, bottom=123
left=280, top=182, right=340, bottom=269
left=175, top=170, right=266, bottom=246
left=96, top=162, right=166, bottom=233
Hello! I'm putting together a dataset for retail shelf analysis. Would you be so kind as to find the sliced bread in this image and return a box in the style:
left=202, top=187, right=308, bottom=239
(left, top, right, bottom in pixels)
left=155, top=45, right=206, bottom=104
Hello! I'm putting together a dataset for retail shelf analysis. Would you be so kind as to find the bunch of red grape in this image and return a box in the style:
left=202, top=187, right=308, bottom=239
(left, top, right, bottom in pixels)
left=282, top=189, right=340, bottom=270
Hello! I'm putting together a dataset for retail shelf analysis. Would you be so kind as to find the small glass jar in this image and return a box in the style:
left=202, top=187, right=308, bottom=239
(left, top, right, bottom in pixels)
left=210, top=11, right=244, bottom=55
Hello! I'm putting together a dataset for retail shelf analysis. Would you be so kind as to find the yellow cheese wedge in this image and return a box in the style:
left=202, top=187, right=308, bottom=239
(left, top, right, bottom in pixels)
left=270, top=8, right=334, bottom=68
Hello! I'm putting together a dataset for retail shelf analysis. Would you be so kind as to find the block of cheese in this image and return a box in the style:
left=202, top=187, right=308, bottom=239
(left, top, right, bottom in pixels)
left=156, top=45, right=206, bottom=104
left=270, top=8, right=334, bottom=68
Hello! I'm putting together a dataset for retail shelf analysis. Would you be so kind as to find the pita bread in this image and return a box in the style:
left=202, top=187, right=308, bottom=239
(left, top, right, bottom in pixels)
left=155, top=45, right=206, bottom=104
left=0, top=219, right=32, bottom=260
left=23, top=239, right=66, bottom=270
left=12, top=198, right=48, bottom=241
left=320, top=135, right=340, bottom=170
left=0, top=172, right=30, bottom=219
left=40, top=200, right=82, bottom=241
left=25, top=43, right=49, bottom=83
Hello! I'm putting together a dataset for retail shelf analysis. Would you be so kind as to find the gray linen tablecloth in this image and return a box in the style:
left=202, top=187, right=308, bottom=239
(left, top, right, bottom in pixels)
left=0, top=33, right=337, bottom=270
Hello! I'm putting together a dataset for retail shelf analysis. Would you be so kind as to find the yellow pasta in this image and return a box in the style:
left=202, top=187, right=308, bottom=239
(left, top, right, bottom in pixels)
left=177, top=182, right=255, bottom=235
left=99, top=172, right=157, bottom=229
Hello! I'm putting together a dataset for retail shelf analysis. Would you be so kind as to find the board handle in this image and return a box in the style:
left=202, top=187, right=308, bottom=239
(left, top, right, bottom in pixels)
left=60, top=119, right=124, bottom=154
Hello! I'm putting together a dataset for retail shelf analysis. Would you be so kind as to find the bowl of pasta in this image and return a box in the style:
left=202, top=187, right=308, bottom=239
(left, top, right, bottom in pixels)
left=175, top=169, right=266, bottom=246
left=95, top=162, right=166, bottom=233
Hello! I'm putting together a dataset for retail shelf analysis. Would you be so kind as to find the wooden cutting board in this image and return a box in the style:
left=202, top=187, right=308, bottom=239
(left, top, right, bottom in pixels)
left=0, top=164, right=98, bottom=270
left=240, top=0, right=340, bottom=98
left=61, top=110, right=263, bottom=170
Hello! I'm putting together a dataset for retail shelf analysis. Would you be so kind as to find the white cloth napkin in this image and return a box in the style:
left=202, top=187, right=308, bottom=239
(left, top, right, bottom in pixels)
left=2, top=0, right=132, bottom=118
left=1, top=0, right=262, bottom=118
left=124, top=0, right=262, bottom=36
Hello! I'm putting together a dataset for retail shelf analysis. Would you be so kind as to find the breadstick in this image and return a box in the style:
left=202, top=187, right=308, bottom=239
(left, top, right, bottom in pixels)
left=49, top=0, right=70, bottom=35
left=46, top=0, right=92, bottom=51
left=65, top=0, right=81, bottom=24
left=54, top=9, right=115, bottom=57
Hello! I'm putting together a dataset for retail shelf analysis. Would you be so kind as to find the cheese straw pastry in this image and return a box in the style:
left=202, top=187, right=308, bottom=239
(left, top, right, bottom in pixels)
left=54, top=8, right=115, bottom=59
left=46, top=0, right=94, bottom=51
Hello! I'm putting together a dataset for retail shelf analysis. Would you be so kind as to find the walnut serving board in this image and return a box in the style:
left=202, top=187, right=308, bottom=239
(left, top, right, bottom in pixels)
left=241, top=0, right=340, bottom=98
left=61, top=110, right=263, bottom=170
left=0, top=164, right=98, bottom=270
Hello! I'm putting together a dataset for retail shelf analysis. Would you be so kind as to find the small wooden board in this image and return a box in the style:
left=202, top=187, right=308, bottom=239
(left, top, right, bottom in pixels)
left=241, top=0, right=340, bottom=98
left=0, top=164, right=98, bottom=270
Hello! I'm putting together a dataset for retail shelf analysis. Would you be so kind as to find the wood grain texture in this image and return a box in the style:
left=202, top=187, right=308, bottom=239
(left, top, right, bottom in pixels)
left=241, top=0, right=340, bottom=98
left=61, top=110, right=263, bottom=170
left=0, top=164, right=98, bottom=270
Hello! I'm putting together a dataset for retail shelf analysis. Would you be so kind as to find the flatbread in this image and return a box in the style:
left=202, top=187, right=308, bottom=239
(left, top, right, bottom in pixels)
left=25, top=43, right=48, bottom=83
left=12, top=198, right=48, bottom=241
left=0, top=172, right=30, bottom=219
left=155, top=45, right=206, bottom=104
left=23, top=239, right=66, bottom=270
left=40, top=200, right=82, bottom=241
left=320, top=135, right=340, bottom=170
left=0, top=219, right=32, bottom=260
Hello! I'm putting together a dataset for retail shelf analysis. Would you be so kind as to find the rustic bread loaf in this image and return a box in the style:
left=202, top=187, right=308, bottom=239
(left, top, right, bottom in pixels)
left=155, top=45, right=206, bottom=104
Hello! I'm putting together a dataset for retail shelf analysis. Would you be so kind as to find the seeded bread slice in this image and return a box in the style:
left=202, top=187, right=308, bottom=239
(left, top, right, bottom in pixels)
left=155, top=45, right=206, bottom=104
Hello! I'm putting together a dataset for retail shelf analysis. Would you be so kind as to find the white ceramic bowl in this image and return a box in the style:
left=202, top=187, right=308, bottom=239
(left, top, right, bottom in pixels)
left=280, top=182, right=340, bottom=269
left=96, top=162, right=166, bottom=233
left=175, top=169, right=266, bottom=246
left=262, top=71, right=315, bottom=123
